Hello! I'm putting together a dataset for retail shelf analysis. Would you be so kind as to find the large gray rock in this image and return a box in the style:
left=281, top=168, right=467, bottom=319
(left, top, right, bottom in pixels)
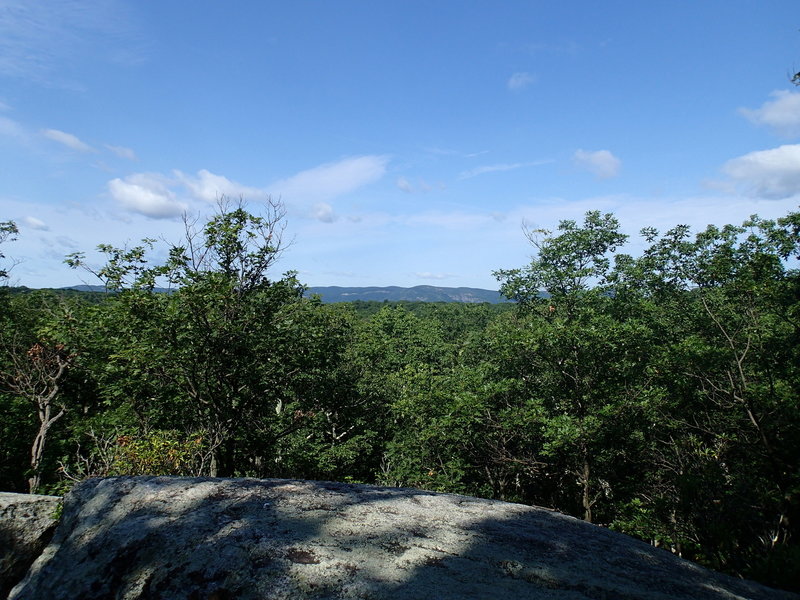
left=0, top=492, right=60, bottom=599
left=9, top=477, right=796, bottom=599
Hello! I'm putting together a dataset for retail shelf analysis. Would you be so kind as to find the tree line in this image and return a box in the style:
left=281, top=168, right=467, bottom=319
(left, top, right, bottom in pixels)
left=1, top=200, right=798, bottom=591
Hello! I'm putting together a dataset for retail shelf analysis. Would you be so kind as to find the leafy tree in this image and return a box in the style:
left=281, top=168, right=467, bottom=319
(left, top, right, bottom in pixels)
left=616, top=213, right=800, bottom=584
left=494, top=211, right=652, bottom=522
left=0, top=291, right=86, bottom=493
left=496, top=211, right=627, bottom=309
left=65, top=198, right=365, bottom=479
left=1, top=339, right=74, bottom=493
left=0, top=220, right=18, bottom=282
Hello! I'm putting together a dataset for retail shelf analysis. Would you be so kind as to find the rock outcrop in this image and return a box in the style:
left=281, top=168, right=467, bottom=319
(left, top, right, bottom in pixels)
left=0, top=492, right=60, bottom=599
left=8, top=477, right=797, bottom=599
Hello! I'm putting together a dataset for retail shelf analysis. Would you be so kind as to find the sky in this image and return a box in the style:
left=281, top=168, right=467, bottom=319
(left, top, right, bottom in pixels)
left=1, top=1, right=799, bottom=290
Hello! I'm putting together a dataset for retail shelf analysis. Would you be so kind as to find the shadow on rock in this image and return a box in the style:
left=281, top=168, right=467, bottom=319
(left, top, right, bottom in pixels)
left=8, top=477, right=797, bottom=600
left=0, top=493, right=61, bottom=599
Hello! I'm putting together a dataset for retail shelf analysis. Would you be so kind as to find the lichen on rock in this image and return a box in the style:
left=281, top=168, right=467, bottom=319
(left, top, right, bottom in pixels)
left=7, top=477, right=798, bottom=599
left=0, top=492, right=61, bottom=599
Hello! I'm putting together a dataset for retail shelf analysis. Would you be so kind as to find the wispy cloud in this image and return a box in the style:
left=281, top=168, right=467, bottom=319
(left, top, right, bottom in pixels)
left=268, top=155, right=389, bottom=202
left=573, top=149, right=621, bottom=179
left=723, top=144, right=800, bottom=199
left=507, top=72, right=536, bottom=91
left=311, top=202, right=337, bottom=223
left=0, top=115, right=27, bottom=140
left=739, top=90, right=800, bottom=138
left=415, top=272, right=454, bottom=280
left=395, top=177, right=440, bottom=193
left=404, top=211, right=497, bottom=230
left=42, top=128, right=94, bottom=152
left=396, top=177, right=413, bottom=193
left=0, top=0, right=147, bottom=86
left=175, top=169, right=265, bottom=203
left=458, top=160, right=551, bottom=180
left=105, top=144, right=137, bottom=161
left=21, top=216, right=49, bottom=231
left=55, top=235, right=80, bottom=249
left=424, top=147, right=488, bottom=158
left=518, top=40, right=580, bottom=55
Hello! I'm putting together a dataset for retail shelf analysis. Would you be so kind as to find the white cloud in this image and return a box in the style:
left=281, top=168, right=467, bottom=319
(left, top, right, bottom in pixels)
left=396, top=177, right=413, bottom=193
left=105, top=144, right=137, bottom=161
left=175, top=169, right=264, bottom=203
left=415, top=272, right=453, bottom=280
left=106, top=167, right=272, bottom=219
left=42, top=129, right=94, bottom=152
left=507, top=72, right=536, bottom=91
left=108, top=173, right=188, bottom=219
left=311, top=202, right=337, bottom=223
left=458, top=160, right=551, bottom=180
left=394, top=177, right=440, bottom=193
left=722, top=144, right=800, bottom=199
left=0, top=115, right=26, bottom=140
left=21, top=216, right=49, bottom=231
left=739, top=90, right=800, bottom=138
left=459, top=163, right=524, bottom=179
left=573, top=149, right=621, bottom=178
left=269, top=155, right=389, bottom=202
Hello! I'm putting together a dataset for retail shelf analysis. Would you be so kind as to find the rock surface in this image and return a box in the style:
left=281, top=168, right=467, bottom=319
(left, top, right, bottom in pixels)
left=9, top=477, right=797, bottom=599
left=0, top=492, right=60, bottom=599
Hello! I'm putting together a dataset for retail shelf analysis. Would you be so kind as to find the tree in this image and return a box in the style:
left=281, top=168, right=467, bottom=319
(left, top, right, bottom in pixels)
left=493, top=212, right=653, bottom=522
left=65, top=198, right=352, bottom=478
left=617, top=213, right=800, bottom=582
left=0, top=291, right=81, bottom=493
left=2, top=338, right=74, bottom=493
left=345, top=306, right=449, bottom=482
left=489, top=208, right=800, bottom=588
left=496, top=211, right=627, bottom=309
left=0, top=220, right=18, bottom=282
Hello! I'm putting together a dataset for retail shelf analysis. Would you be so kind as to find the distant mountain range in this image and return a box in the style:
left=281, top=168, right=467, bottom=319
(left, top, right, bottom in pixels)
left=59, top=284, right=510, bottom=304
left=306, top=285, right=509, bottom=303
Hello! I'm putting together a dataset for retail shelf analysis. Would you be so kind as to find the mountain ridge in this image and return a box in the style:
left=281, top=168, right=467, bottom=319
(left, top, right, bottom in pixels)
left=306, top=285, right=508, bottom=303
left=54, top=284, right=509, bottom=303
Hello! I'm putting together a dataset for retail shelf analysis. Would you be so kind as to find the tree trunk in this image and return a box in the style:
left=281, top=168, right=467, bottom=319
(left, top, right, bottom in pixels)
left=209, top=453, right=219, bottom=478
left=581, top=457, right=592, bottom=523
left=28, top=397, right=66, bottom=494
left=28, top=420, right=48, bottom=494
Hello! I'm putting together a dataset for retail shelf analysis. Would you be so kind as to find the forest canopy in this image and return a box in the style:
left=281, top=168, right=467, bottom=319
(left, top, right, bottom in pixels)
left=1, top=202, right=798, bottom=592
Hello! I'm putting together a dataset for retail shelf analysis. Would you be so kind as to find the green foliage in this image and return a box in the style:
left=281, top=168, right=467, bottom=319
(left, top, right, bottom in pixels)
left=0, top=392, right=35, bottom=491
left=0, top=220, right=18, bottom=281
left=50, top=499, right=63, bottom=520
left=108, top=430, right=208, bottom=476
left=495, top=210, right=627, bottom=305
left=2, top=205, right=798, bottom=591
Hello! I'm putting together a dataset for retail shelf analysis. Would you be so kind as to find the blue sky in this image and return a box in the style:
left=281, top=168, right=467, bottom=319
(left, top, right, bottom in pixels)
left=1, top=1, right=799, bottom=290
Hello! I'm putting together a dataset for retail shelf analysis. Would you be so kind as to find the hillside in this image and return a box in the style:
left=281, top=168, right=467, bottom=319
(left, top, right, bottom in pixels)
left=19, top=284, right=511, bottom=303
left=306, top=285, right=509, bottom=303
